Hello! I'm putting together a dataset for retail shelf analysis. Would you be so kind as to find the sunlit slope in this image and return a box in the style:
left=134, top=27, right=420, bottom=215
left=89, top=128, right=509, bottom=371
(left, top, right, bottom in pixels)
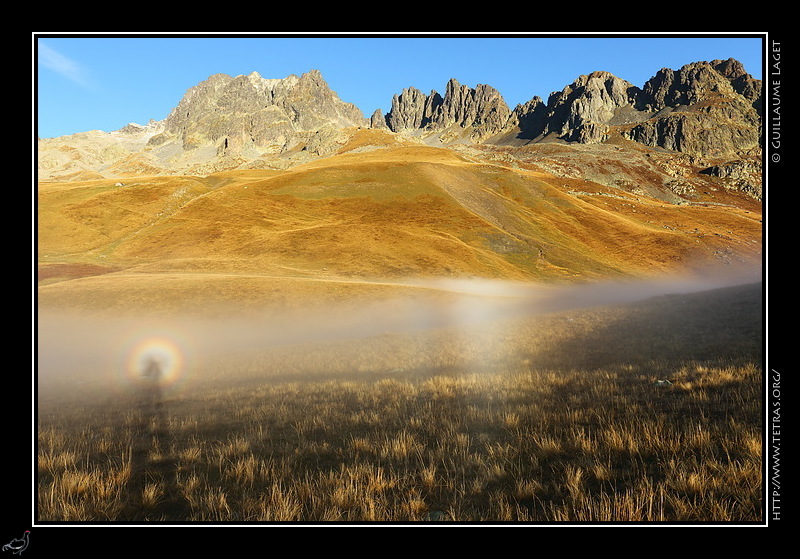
left=37, top=175, right=213, bottom=258
left=37, top=140, right=762, bottom=314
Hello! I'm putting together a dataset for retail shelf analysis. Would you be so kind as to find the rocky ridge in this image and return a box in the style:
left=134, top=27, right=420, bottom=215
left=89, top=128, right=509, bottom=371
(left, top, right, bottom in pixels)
left=381, top=58, right=762, bottom=159
left=37, top=58, right=762, bottom=188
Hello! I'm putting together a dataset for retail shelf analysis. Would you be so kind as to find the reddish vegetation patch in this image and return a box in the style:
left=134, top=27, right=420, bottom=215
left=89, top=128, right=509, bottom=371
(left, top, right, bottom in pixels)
left=37, top=263, right=117, bottom=283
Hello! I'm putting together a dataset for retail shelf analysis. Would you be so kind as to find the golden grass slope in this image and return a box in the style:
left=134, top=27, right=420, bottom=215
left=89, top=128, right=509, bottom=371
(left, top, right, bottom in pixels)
left=37, top=132, right=762, bottom=316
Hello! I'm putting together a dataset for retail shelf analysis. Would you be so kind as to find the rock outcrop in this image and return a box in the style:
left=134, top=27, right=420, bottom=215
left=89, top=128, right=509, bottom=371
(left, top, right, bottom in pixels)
left=369, top=109, right=388, bottom=129
left=383, top=79, right=512, bottom=142
left=147, top=69, right=367, bottom=158
left=540, top=71, right=645, bottom=144
left=385, top=87, right=441, bottom=132
left=699, top=158, right=763, bottom=200
left=435, top=79, right=512, bottom=141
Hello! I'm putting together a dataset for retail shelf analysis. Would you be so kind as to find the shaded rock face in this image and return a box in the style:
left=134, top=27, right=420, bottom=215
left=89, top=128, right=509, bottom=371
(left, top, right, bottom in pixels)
left=508, top=96, right=548, bottom=139
left=380, top=58, right=762, bottom=159
left=148, top=69, right=366, bottom=156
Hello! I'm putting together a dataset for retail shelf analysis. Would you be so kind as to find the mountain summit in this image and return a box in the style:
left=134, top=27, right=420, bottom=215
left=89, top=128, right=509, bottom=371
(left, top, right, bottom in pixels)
left=146, top=69, right=366, bottom=167
left=37, top=59, right=762, bottom=181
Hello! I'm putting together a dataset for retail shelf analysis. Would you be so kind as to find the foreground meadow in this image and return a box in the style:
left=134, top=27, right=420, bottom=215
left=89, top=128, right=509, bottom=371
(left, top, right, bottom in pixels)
left=37, top=281, right=763, bottom=523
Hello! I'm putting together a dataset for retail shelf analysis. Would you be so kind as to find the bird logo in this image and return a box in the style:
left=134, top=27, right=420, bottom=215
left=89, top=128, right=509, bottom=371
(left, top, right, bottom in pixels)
left=2, top=531, right=29, bottom=555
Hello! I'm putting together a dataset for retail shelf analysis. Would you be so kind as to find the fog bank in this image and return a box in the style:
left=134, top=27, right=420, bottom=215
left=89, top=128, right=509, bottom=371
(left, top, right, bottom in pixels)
left=36, top=268, right=762, bottom=399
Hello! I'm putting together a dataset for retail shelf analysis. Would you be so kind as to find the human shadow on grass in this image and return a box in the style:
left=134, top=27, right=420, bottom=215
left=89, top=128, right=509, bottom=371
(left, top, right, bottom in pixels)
left=121, top=358, right=191, bottom=522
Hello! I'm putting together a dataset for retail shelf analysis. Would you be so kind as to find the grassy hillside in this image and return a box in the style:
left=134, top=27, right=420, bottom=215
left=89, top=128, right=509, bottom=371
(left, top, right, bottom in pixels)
left=37, top=134, right=762, bottom=317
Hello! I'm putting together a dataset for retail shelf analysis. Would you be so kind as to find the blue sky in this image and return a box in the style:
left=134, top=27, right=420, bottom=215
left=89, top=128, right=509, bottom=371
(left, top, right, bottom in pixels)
left=35, top=33, right=765, bottom=139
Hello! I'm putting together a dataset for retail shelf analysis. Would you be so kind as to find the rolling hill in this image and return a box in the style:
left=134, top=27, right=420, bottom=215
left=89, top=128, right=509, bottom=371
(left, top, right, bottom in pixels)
left=37, top=126, right=762, bottom=318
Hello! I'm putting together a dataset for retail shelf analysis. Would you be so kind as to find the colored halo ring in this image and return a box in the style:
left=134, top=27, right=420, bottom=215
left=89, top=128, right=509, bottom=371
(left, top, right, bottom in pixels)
left=124, top=335, right=185, bottom=389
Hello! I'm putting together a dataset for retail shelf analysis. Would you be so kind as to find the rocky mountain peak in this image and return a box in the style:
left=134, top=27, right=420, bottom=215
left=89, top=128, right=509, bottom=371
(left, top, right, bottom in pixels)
left=148, top=69, right=366, bottom=157
left=542, top=71, right=643, bottom=143
left=711, top=58, right=748, bottom=80
left=384, top=78, right=511, bottom=142
left=244, top=70, right=297, bottom=92
left=625, top=58, right=762, bottom=157
left=440, top=79, right=511, bottom=140
left=643, top=59, right=737, bottom=109
left=385, top=87, right=443, bottom=132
